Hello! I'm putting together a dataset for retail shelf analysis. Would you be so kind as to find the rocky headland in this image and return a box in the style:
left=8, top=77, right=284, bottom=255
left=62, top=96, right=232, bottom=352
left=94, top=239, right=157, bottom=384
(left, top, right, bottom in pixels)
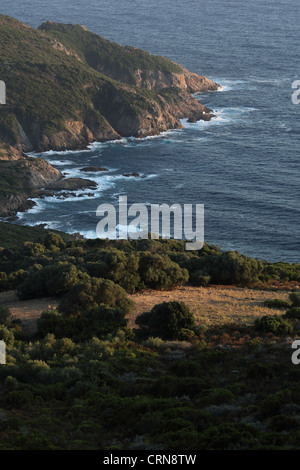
left=0, top=15, right=220, bottom=217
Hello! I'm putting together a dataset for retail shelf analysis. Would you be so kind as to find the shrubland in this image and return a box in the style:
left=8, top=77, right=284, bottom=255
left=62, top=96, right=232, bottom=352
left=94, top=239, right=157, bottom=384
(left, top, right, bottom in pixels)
left=0, top=223, right=299, bottom=450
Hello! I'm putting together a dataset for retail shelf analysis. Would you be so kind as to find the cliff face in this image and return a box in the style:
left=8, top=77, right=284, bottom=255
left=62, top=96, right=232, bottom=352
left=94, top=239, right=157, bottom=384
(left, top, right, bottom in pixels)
left=0, top=153, right=62, bottom=217
left=0, top=15, right=219, bottom=216
left=0, top=16, right=219, bottom=155
left=39, top=22, right=219, bottom=95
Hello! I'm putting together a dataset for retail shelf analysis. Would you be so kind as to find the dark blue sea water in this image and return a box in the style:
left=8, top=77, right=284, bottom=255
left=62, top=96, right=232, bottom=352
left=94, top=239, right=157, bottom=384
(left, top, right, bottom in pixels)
left=2, top=0, right=299, bottom=262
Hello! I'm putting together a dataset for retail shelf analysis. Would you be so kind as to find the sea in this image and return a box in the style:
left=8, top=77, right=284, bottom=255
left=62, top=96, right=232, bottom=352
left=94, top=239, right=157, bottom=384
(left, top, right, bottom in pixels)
left=1, top=0, right=299, bottom=263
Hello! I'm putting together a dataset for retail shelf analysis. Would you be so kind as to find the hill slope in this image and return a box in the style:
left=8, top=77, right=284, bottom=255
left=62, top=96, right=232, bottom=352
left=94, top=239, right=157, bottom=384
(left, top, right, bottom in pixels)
left=0, top=15, right=219, bottom=154
left=0, top=15, right=219, bottom=217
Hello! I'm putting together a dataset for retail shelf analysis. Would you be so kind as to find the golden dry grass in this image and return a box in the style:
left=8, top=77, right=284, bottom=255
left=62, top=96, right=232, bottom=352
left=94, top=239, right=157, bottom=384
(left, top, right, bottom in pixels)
left=0, top=291, right=59, bottom=334
left=127, top=285, right=291, bottom=328
left=0, top=286, right=292, bottom=333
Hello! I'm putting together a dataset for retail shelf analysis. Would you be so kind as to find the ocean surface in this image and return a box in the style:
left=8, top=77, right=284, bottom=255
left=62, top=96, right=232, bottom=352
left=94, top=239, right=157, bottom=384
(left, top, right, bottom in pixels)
left=1, top=0, right=299, bottom=262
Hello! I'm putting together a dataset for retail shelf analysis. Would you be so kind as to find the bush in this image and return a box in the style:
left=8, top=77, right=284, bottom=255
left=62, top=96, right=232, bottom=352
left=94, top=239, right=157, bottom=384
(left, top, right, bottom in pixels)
left=204, top=251, right=263, bottom=285
left=198, top=423, right=258, bottom=450
left=38, top=304, right=128, bottom=340
left=17, top=263, right=89, bottom=299
left=255, top=315, right=293, bottom=335
left=0, top=305, right=11, bottom=325
left=285, top=307, right=300, bottom=320
left=260, top=390, right=291, bottom=418
left=190, top=271, right=211, bottom=287
left=268, top=415, right=300, bottom=432
left=289, top=292, right=300, bottom=307
left=264, top=299, right=292, bottom=310
left=0, top=325, right=14, bottom=345
left=139, top=252, right=189, bottom=289
left=59, top=277, right=134, bottom=317
left=44, top=233, right=67, bottom=251
left=136, top=301, right=195, bottom=340
left=86, top=250, right=141, bottom=293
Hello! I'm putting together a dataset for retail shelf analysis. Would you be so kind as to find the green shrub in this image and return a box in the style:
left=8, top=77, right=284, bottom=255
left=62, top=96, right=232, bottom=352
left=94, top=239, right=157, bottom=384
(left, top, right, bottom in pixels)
left=44, top=233, right=66, bottom=251
left=136, top=301, right=195, bottom=340
left=268, top=415, right=300, bottom=432
left=0, top=325, right=14, bottom=345
left=0, top=305, right=11, bottom=325
left=59, top=277, right=134, bottom=317
left=260, top=390, right=291, bottom=418
left=264, top=299, right=292, bottom=310
left=139, top=252, right=189, bottom=289
left=285, top=307, right=300, bottom=320
left=255, top=315, right=294, bottom=335
left=198, top=423, right=258, bottom=450
left=17, top=263, right=89, bottom=299
left=37, top=304, right=128, bottom=340
left=190, top=271, right=211, bottom=287
left=86, top=250, right=141, bottom=293
left=289, top=292, right=300, bottom=307
left=203, top=251, right=263, bottom=285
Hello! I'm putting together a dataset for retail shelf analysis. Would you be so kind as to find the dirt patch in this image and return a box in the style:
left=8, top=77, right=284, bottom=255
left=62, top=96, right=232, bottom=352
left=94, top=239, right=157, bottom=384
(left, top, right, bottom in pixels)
left=0, top=291, right=59, bottom=334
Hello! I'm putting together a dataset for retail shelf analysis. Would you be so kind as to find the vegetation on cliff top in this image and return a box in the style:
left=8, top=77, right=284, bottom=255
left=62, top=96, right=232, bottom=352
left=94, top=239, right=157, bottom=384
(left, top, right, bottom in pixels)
left=0, top=227, right=299, bottom=450
left=0, top=14, right=216, bottom=155
left=0, top=14, right=217, bottom=216
left=38, top=21, right=183, bottom=80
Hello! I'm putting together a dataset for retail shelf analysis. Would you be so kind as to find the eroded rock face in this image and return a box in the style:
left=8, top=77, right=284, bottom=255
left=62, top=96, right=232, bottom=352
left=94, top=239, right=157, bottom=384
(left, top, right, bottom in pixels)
left=38, top=119, right=121, bottom=152
left=45, top=177, right=98, bottom=191
left=80, top=166, right=109, bottom=172
left=0, top=156, right=62, bottom=217
left=0, top=16, right=220, bottom=217
left=133, top=65, right=219, bottom=94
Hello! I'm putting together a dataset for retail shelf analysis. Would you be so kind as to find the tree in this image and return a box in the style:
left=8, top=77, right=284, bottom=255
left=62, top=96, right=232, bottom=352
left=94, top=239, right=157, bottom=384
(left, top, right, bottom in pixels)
left=255, top=315, right=293, bottom=335
left=44, top=233, right=66, bottom=251
left=139, top=252, right=189, bottom=289
left=17, top=263, right=89, bottom=299
left=136, top=301, right=195, bottom=340
left=0, top=306, right=11, bottom=325
left=59, top=277, right=134, bottom=317
left=289, top=292, right=300, bottom=307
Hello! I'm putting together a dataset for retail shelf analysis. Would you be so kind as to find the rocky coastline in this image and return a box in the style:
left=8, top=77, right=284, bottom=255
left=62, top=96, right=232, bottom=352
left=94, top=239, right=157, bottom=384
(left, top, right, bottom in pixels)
left=0, top=15, right=220, bottom=219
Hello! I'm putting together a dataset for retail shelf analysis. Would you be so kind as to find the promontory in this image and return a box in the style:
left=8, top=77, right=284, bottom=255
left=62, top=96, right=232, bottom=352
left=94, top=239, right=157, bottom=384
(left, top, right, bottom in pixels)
left=0, top=15, right=219, bottom=217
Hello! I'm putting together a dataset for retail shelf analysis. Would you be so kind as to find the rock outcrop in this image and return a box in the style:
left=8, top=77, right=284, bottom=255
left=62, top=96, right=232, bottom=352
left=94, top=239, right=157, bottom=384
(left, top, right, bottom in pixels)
left=0, top=15, right=220, bottom=216
left=0, top=154, right=62, bottom=217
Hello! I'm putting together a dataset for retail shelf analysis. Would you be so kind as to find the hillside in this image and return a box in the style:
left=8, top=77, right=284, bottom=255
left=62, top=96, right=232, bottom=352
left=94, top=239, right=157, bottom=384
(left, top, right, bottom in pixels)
left=0, top=15, right=219, bottom=217
left=0, top=231, right=299, bottom=450
left=0, top=15, right=218, bottom=155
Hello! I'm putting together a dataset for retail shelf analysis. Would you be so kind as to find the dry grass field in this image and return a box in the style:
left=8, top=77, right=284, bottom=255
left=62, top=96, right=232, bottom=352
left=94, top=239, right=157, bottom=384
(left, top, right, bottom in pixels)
left=0, top=286, right=291, bottom=334
left=127, top=285, right=291, bottom=328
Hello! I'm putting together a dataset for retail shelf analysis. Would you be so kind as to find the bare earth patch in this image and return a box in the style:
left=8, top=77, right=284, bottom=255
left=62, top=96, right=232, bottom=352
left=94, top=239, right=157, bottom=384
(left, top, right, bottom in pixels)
left=0, top=286, right=291, bottom=334
left=0, top=291, right=59, bottom=334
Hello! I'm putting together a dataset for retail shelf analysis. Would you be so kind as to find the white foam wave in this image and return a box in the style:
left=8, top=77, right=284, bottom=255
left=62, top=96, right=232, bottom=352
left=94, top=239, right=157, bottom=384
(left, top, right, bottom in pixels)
left=180, top=106, right=257, bottom=129
left=46, top=159, right=75, bottom=167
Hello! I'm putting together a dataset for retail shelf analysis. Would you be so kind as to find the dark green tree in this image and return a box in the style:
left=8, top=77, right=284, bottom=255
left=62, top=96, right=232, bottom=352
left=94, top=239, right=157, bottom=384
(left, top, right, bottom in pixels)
left=136, top=301, right=195, bottom=340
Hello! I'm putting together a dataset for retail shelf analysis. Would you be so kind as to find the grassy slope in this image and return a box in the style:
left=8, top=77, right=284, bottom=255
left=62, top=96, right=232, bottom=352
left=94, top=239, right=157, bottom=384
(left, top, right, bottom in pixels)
left=0, top=221, right=73, bottom=248
left=0, top=15, right=194, bottom=150
left=0, top=15, right=166, bottom=148
left=0, top=15, right=112, bottom=142
left=38, top=21, right=183, bottom=81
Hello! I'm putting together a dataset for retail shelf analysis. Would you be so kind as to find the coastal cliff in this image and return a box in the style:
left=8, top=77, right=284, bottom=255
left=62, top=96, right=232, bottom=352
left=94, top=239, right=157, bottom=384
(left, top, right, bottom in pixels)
left=0, top=15, right=219, bottom=216
left=0, top=151, right=62, bottom=217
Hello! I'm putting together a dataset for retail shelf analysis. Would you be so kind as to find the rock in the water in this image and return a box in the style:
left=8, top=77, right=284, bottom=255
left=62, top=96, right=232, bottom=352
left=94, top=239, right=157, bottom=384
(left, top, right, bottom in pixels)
left=123, top=172, right=140, bottom=177
left=80, top=166, right=109, bottom=172
left=45, top=177, right=98, bottom=191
